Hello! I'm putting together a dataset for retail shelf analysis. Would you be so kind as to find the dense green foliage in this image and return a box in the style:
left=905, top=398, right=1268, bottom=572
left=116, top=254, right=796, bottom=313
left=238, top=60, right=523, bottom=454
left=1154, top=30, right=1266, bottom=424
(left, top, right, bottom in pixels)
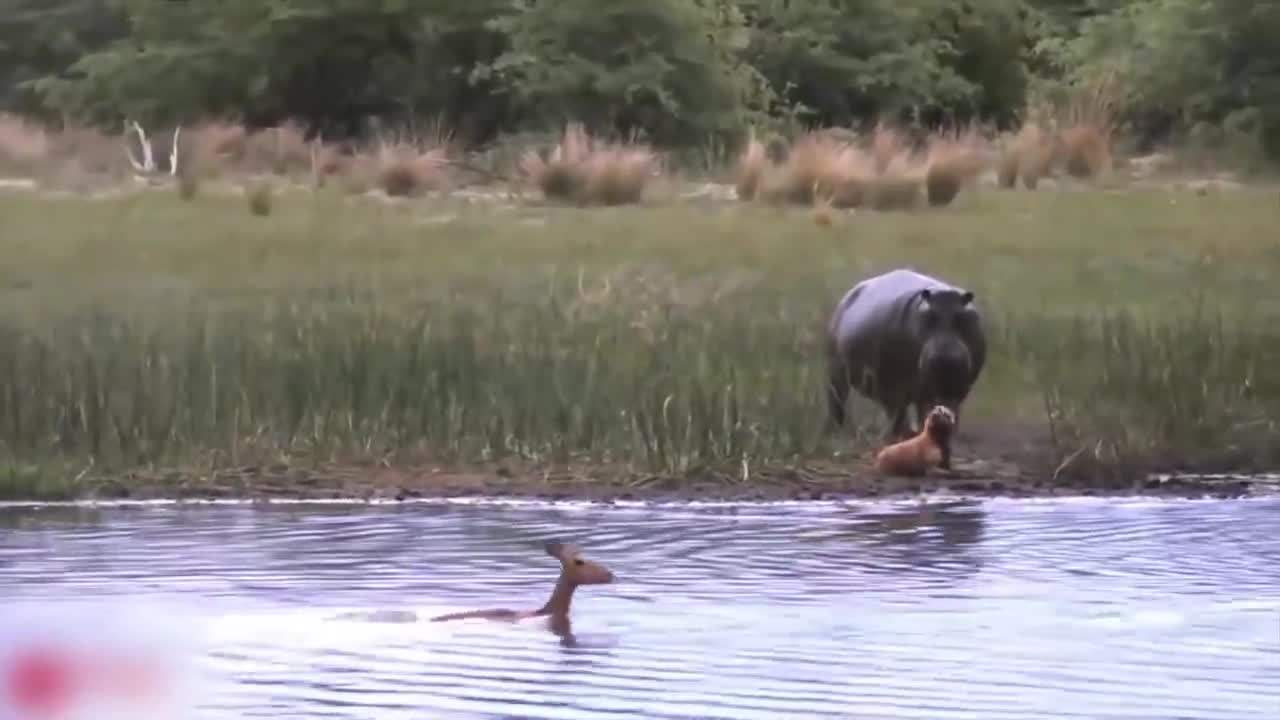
left=3, top=0, right=1279, bottom=153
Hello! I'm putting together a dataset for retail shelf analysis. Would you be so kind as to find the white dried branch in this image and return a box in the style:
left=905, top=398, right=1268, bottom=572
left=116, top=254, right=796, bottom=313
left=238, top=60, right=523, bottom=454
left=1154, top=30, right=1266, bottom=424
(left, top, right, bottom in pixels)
left=169, top=126, right=181, bottom=176
left=124, top=119, right=156, bottom=173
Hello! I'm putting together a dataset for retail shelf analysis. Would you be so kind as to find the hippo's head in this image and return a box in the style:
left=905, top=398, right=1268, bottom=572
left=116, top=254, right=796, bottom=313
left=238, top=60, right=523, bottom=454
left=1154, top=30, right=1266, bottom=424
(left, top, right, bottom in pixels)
left=912, top=287, right=980, bottom=393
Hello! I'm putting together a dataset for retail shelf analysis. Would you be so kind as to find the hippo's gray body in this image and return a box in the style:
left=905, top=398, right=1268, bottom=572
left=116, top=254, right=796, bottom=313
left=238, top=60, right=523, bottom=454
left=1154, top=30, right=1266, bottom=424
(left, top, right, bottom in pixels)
left=825, top=269, right=986, bottom=466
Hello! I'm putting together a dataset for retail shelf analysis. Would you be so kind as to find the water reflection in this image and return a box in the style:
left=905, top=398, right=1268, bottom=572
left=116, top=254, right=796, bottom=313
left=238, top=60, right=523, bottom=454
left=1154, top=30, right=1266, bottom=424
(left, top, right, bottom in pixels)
left=829, top=499, right=987, bottom=583
left=0, top=497, right=1277, bottom=719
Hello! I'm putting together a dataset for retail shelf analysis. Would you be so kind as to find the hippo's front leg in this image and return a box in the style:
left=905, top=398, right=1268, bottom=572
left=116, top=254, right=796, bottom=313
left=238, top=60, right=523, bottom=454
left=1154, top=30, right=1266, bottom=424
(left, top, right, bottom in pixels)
left=887, top=404, right=913, bottom=440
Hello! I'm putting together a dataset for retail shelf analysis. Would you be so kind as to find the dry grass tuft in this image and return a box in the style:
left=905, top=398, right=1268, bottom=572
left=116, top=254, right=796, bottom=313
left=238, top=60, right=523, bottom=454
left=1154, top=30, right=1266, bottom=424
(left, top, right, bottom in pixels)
left=1060, top=125, right=1111, bottom=179
left=812, top=193, right=835, bottom=227
left=733, top=124, right=947, bottom=211
left=734, top=133, right=769, bottom=201
left=583, top=145, right=658, bottom=205
left=520, top=123, right=593, bottom=201
left=870, top=121, right=906, bottom=174
left=373, top=140, right=449, bottom=197
left=188, top=121, right=248, bottom=168
left=242, top=121, right=313, bottom=175
left=1057, top=73, right=1120, bottom=181
left=177, top=168, right=200, bottom=201
left=48, top=126, right=124, bottom=179
left=770, top=132, right=872, bottom=208
left=924, top=128, right=990, bottom=206
left=865, top=151, right=925, bottom=211
left=1005, top=117, right=1058, bottom=190
left=246, top=181, right=273, bottom=216
left=0, top=114, right=51, bottom=174
left=521, top=123, right=658, bottom=205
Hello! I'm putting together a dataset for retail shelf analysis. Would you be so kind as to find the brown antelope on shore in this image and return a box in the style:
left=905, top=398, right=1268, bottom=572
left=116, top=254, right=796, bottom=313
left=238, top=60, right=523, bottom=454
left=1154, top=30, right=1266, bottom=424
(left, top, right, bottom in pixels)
left=873, top=404, right=957, bottom=477
left=429, top=540, right=614, bottom=641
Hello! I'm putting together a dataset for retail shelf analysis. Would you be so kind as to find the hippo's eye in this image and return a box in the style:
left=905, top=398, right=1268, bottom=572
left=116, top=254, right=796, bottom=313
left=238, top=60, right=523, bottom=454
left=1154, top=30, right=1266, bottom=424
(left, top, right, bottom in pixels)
left=574, top=559, right=585, bottom=566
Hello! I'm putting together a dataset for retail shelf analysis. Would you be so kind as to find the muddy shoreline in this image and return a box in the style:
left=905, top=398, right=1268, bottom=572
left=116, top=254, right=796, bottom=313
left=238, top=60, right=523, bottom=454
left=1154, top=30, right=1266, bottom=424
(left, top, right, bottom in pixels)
left=8, top=422, right=1275, bottom=504
left=65, top=456, right=1268, bottom=505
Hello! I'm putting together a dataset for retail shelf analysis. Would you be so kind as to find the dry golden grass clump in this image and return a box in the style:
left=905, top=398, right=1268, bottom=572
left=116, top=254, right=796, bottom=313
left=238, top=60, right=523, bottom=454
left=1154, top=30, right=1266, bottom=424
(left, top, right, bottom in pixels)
left=998, top=77, right=1119, bottom=190
left=999, top=117, right=1058, bottom=190
left=186, top=119, right=346, bottom=183
left=1057, top=75, right=1119, bottom=181
left=794, top=133, right=864, bottom=206
left=176, top=168, right=200, bottom=200
left=0, top=114, right=51, bottom=174
left=733, top=125, right=950, bottom=212
left=1060, top=125, right=1111, bottom=179
left=368, top=140, right=449, bottom=197
left=520, top=123, right=659, bottom=206
left=581, top=145, right=659, bottom=205
left=243, top=121, right=313, bottom=175
left=246, top=181, right=273, bottom=216
left=187, top=121, right=248, bottom=168
left=924, top=128, right=990, bottom=207
left=864, top=150, right=926, bottom=211
left=734, top=133, right=768, bottom=201
left=520, top=124, right=591, bottom=201
left=764, top=131, right=873, bottom=208
left=869, top=120, right=905, bottom=174
left=0, top=116, right=125, bottom=183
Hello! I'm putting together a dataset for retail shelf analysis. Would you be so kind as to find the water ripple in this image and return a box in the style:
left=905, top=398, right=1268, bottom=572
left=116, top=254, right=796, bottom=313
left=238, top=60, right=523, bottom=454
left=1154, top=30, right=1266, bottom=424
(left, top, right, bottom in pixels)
left=2, top=497, right=1278, bottom=719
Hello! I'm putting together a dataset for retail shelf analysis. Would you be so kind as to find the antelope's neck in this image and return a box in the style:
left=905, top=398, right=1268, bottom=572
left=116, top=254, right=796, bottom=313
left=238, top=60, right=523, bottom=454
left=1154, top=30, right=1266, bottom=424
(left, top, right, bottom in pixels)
left=535, top=574, right=576, bottom=618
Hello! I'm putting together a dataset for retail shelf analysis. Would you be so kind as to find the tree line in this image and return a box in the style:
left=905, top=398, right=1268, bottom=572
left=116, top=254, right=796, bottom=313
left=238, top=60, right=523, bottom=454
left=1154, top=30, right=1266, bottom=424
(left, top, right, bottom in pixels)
left=1, top=0, right=1276, bottom=158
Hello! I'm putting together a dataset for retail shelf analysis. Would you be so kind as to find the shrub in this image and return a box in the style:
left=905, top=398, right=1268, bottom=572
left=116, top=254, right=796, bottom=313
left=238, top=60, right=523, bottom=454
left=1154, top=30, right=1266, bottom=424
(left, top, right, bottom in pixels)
left=0, top=114, right=50, bottom=175
left=520, top=124, right=658, bottom=206
left=243, top=121, right=314, bottom=176
left=998, top=114, right=1059, bottom=189
left=865, top=151, right=925, bottom=211
left=771, top=131, right=872, bottom=207
left=187, top=121, right=248, bottom=171
left=246, top=181, right=273, bottom=216
left=870, top=120, right=905, bottom=174
left=374, top=142, right=449, bottom=198
left=1057, top=76, right=1119, bottom=181
left=582, top=145, right=657, bottom=206
left=176, top=168, right=200, bottom=201
left=924, top=128, right=989, bottom=207
left=734, top=134, right=768, bottom=201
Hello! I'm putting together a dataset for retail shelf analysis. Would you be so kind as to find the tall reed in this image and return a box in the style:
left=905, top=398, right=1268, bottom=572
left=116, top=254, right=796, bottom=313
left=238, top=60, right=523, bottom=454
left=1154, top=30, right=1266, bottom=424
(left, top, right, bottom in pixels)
left=1, top=289, right=1274, bottom=480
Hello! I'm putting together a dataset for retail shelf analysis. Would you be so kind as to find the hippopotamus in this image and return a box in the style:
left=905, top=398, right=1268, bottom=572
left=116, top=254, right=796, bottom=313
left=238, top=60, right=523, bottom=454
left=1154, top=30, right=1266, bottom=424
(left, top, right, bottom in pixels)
left=825, top=268, right=986, bottom=469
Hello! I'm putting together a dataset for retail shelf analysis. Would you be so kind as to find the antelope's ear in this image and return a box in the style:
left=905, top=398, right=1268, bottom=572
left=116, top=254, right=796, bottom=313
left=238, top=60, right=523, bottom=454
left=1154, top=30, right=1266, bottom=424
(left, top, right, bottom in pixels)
left=544, top=540, right=565, bottom=559
left=545, top=540, right=583, bottom=560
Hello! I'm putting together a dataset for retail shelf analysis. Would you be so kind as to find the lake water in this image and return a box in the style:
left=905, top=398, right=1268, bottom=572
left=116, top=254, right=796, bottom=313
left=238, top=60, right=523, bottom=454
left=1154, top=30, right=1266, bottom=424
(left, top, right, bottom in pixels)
left=1, top=496, right=1277, bottom=719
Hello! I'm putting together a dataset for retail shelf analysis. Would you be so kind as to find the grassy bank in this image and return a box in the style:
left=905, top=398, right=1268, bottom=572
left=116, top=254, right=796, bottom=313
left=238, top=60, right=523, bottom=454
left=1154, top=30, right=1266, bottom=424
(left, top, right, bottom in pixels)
left=1, top=183, right=1277, bottom=501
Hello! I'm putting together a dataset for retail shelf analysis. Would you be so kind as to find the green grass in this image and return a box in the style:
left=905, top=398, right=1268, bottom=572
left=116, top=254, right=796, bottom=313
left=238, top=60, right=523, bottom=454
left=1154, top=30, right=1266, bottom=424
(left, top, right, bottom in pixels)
left=1, top=183, right=1278, bottom=497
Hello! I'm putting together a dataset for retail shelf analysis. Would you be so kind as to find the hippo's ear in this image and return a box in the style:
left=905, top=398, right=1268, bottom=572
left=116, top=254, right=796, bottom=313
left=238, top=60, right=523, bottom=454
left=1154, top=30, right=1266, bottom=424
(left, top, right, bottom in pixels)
left=919, top=289, right=932, bottom=309
left=961, top=291, right=975, bottom=306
